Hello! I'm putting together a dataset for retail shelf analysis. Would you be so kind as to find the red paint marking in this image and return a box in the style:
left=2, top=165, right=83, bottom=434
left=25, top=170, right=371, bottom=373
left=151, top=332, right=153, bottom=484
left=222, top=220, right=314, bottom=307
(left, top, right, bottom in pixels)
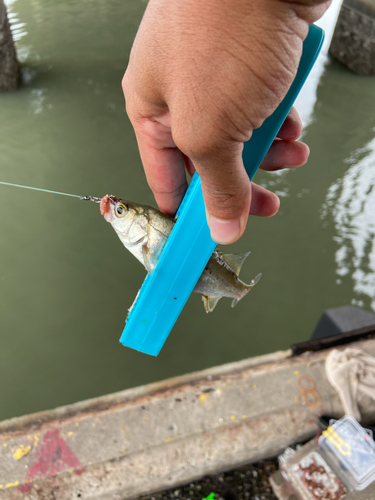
left=18, top=428, right=82, bottom=488
left=17, top=484, right=32, bottom=493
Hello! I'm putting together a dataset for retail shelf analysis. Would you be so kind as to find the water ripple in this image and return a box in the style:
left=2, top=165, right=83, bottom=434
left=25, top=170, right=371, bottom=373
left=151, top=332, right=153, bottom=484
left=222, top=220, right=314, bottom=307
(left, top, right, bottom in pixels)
left=5, top=0, right=28, bottom=44
left=322, top=138, right=375, bottom=310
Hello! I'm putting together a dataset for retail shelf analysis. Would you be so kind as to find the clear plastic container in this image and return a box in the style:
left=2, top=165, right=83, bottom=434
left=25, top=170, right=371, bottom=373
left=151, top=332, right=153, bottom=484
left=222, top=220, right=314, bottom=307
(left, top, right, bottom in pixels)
left=318, top=415, right=375, bottom=491
left=271, top=416, right=375, bottom=500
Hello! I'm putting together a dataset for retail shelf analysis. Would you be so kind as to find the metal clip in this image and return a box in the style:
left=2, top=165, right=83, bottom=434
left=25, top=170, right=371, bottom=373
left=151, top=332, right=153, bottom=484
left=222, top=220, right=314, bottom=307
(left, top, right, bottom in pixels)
left=80, top=195, right=101, bottom=203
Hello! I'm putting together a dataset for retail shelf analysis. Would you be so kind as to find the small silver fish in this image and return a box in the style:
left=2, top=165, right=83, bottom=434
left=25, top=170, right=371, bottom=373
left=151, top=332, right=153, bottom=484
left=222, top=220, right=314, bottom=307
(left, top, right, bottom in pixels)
left=100, top=195, right=261, bottom=312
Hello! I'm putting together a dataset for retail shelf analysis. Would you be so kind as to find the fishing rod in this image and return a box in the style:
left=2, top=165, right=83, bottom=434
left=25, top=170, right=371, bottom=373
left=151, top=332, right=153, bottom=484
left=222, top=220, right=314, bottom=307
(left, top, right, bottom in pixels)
left=0, top=181, right=101, bottom=203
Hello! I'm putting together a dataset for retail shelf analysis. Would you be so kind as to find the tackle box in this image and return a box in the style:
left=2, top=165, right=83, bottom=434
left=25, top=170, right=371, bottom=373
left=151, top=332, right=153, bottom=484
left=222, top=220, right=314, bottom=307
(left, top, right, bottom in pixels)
left=270, top=416, right=375, bottom=500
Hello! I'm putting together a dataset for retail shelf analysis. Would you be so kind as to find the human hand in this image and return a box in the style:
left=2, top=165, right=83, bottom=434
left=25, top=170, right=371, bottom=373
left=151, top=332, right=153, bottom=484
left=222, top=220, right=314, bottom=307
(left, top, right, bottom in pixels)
left=123, top=0, right=330, bottom=244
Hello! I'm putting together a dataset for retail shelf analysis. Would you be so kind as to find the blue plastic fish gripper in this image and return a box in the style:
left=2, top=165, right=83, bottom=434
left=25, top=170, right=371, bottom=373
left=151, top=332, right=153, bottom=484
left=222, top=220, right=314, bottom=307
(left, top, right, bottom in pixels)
left=120, top=25, right=324, bottom=355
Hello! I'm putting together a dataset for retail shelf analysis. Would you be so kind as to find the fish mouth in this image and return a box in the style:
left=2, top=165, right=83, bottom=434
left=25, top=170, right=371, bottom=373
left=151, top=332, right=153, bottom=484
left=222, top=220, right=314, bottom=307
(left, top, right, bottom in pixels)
left=100, top=194, right=128, bottom=222
left=100, top=195, right=118, bottom=222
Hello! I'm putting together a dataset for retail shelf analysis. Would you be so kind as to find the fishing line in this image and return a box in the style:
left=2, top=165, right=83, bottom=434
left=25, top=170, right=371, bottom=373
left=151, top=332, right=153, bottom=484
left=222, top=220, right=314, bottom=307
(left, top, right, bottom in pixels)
left=0, top=181, right=101, bottom=202
left=0, top=181, right=80, bottom=198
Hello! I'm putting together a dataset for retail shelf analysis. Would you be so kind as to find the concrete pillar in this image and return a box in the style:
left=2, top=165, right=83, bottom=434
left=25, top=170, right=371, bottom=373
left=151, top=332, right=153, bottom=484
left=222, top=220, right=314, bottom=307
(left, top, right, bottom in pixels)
left=0, top=0, right=19, bottom=91
left=329, top=0, right=375, bottom=75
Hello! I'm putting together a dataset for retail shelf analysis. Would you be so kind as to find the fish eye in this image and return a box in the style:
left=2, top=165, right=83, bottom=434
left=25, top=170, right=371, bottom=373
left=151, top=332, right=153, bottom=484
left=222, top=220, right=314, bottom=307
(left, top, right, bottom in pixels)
left=115, top=203, right=126, bottom=217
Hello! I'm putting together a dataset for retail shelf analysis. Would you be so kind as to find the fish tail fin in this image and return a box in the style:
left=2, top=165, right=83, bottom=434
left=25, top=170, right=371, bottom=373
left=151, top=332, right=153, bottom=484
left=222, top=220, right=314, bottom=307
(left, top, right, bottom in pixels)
left=231, top=273, right=262, bottom=308
left=202, top=294, right=222, bottom=313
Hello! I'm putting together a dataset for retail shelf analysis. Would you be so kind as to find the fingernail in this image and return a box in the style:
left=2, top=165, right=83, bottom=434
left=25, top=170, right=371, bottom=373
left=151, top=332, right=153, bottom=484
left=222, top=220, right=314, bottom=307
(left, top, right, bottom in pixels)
left=209, top=217, right=241, bottom=244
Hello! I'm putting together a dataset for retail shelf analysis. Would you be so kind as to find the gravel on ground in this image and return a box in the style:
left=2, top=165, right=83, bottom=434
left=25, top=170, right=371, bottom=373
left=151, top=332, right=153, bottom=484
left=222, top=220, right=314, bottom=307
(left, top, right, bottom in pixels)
left=138, top=458, right=279, bottom=500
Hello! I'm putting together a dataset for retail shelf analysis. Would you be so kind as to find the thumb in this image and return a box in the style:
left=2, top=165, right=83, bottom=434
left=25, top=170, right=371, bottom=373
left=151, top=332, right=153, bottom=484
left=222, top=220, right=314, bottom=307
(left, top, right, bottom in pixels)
left=194, top=143, right=252, bottom=245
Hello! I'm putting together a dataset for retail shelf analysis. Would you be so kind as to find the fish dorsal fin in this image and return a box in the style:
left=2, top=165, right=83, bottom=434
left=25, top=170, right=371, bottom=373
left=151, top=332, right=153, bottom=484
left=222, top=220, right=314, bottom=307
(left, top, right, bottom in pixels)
left=218, top=251, right=251, bottom=276
left=202, top=294, right=221, bottom=313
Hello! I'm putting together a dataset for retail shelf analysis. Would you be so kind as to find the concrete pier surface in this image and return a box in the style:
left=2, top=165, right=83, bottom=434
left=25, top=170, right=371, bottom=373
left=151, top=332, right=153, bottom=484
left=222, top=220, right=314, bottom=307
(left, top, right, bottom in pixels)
left=329, top=0, right=375, bottom=74
left=0, top=0, right=18, bottom=91
left=1, top=339, right=375, bottom=500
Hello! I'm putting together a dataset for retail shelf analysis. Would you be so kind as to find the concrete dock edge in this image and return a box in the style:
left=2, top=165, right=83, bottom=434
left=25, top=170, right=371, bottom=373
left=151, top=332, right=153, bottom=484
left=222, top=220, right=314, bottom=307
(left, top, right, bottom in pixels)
left=1, top=341, right=375, bottom=499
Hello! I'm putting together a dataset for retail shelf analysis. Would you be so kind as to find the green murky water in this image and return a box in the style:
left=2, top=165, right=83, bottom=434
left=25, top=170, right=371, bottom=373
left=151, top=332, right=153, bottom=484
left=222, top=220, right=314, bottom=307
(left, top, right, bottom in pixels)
left=1, top=0, right=374, bottom=421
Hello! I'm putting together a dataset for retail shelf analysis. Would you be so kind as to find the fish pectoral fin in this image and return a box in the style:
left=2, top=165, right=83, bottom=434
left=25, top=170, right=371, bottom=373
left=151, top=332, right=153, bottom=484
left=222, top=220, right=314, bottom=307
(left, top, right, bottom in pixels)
left=218, top=251, right=251, bottom=276
left=202, top=294, right=221, bottom=313
left=142, top=243, right=156, bottom=275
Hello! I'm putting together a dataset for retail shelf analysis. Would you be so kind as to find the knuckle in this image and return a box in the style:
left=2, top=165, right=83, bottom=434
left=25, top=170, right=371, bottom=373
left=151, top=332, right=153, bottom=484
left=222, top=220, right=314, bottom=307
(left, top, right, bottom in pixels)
left=121, top=71, right=129, bottom=94
left=172, top=107, right=229, bottom=159
left=150, top=176, right=186, bottom=198
left=121, top=71, right=137, bottom=113
left=173, top=128, right=225, bottom=161
left=204, top=181, right=251, bottom=217
left=171, top=92, right=253, bottom=159
left=211, top=191, right=238, bottom=211
left=124, top=98, right=133, bottom=119
left=121, top=73, right=137, bottom=120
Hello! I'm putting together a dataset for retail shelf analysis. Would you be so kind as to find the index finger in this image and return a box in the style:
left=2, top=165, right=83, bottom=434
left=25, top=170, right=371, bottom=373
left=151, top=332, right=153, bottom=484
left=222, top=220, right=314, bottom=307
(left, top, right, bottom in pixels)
left=276, top=107, right=303, bottom=141
left=131, top=116, right=188, bottom=217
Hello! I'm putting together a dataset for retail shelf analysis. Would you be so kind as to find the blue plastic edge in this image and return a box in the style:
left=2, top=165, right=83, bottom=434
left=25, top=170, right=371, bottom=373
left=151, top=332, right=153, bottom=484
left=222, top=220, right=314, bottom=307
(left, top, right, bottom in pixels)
left=120, top=25, right=325, bottom=356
